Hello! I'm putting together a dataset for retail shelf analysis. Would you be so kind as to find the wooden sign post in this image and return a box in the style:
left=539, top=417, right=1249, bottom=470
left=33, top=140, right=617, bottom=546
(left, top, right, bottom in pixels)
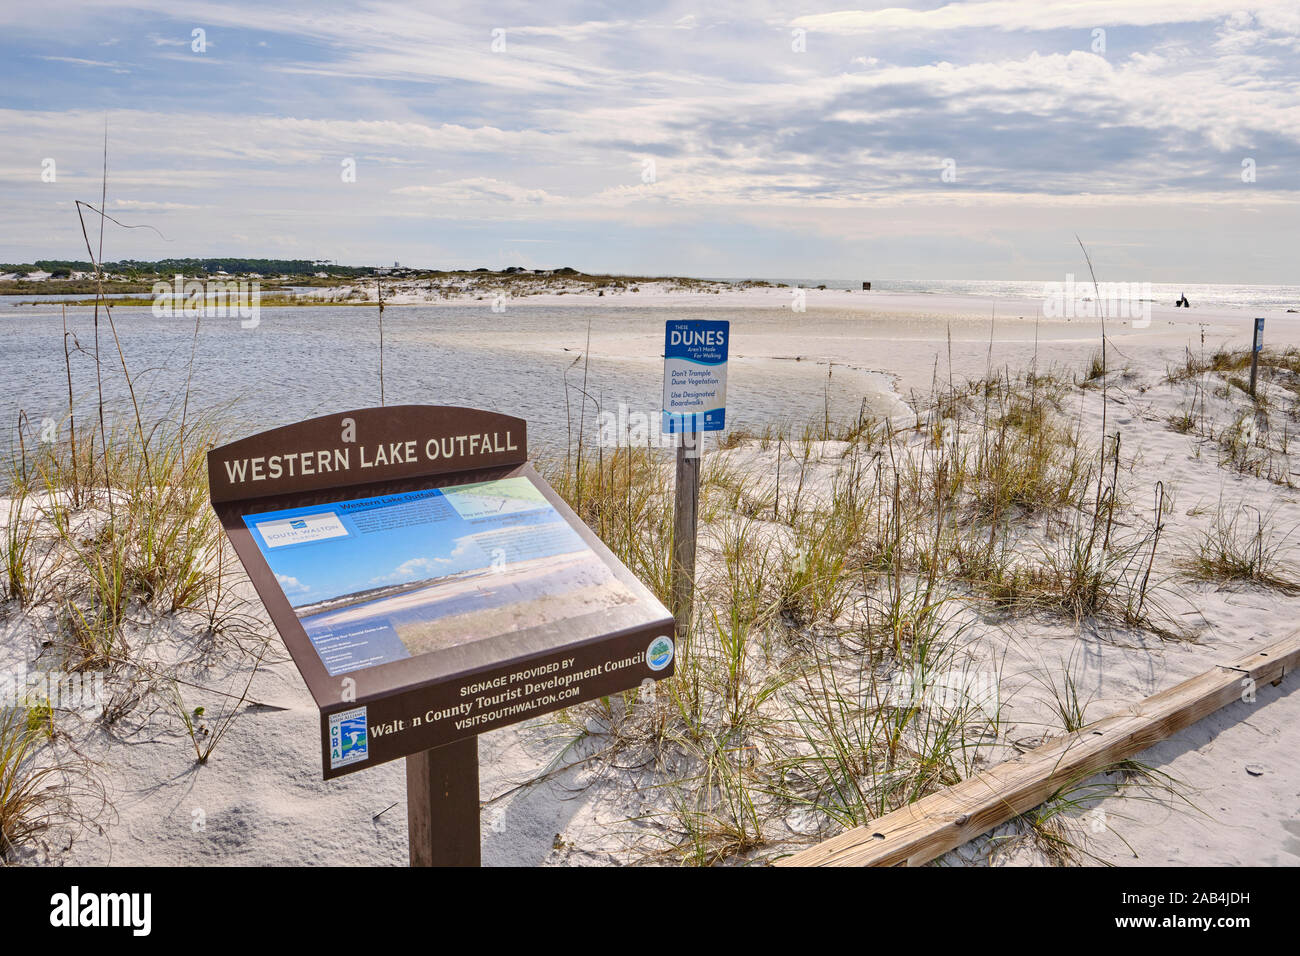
left=1250, top=316, right=1265, bottom=398
left=407, top=737, right=480, bottom=866
left=663, top=321, right=729, bottom=639
left=207, top=405, right=676, bottom=867
left=672, top=430, right=701, bottom=639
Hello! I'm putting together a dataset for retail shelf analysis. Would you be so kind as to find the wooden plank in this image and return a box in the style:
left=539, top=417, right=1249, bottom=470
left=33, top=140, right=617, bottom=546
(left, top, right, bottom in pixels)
left=776, top=634, right=1300, bottom=867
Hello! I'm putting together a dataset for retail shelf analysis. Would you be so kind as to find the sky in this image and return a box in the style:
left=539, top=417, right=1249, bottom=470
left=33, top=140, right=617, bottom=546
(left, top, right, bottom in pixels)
left=0, top=1, right=1297, bottom=282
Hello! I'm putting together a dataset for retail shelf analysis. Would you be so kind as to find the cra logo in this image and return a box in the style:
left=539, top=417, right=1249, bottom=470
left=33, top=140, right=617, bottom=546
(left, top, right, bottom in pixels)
left=646, top=636, right=674, bottom=672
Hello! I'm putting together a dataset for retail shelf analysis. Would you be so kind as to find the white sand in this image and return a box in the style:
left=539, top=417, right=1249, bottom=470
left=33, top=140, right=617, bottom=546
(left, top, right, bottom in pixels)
left=4, top=286, right=1299, bottom=866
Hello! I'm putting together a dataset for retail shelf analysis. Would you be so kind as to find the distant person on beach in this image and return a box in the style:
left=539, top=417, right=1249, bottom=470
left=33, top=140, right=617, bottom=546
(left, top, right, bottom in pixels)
left=1175, top=293, right=1190, bottom=308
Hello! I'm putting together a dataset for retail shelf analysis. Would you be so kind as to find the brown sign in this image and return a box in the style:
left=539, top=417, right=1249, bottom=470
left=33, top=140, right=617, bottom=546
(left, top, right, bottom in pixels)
left=208, top=405, right=528, bottom=503
left=209, top=406, right=675, bottom=779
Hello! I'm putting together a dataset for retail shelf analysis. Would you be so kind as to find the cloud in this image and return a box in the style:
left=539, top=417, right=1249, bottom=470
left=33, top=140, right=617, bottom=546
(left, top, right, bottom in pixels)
left=0, top=0, right=1295, bottom=278
left=395, top=178, right=562, bottom=205
left=793, top=1, right=1294, bottom=34
left=369, top=556, right=450, bottom=586
left=38, top=56, right=129, bottom=73
left=110, top=200, right=201, bottom=210
left=276, top=573, right=310, bottom=596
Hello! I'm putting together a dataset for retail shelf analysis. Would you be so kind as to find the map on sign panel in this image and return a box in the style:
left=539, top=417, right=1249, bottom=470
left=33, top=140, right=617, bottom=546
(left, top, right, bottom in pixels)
left=242, top=475, right=638, bottom=676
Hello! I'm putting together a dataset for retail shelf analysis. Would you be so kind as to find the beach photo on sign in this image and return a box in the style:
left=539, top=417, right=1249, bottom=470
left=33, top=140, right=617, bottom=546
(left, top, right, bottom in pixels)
left=242, top=476, right=637, bottom=675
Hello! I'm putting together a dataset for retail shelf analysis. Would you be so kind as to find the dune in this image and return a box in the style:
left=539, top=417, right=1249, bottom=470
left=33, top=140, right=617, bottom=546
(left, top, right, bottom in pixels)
left=2, top=292, right=1298, bottom=868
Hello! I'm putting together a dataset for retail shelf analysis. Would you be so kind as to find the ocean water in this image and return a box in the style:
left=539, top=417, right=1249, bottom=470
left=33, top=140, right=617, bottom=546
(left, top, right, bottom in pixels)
left=0, top=300, right=895, bottom=461
left=4, top=274, right=1294, bottom=466
left=739, top=278, right=1300, bottom=311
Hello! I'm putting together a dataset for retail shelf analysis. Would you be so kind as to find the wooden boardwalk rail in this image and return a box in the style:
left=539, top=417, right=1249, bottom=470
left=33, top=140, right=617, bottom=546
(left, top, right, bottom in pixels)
left=776, top=634, right=1299, bottom=867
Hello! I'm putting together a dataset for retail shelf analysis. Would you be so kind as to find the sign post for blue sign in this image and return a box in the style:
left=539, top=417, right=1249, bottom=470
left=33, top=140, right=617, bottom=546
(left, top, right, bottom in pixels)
left=1251, top=317, right=1265, bottom=397
left=663, top=320, right=729, bottom=637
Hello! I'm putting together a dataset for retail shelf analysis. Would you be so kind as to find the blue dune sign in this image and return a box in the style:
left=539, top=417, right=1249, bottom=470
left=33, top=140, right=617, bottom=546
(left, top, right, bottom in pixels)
left=663, top=319, right=729, bottom=433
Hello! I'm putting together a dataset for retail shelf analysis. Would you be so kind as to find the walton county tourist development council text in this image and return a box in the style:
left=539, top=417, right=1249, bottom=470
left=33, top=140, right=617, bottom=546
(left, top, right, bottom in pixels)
left=370, top=646, right=651, bottom=740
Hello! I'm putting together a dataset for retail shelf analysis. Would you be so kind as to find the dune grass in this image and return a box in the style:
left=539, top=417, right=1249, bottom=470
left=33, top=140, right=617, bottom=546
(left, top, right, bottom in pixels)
left=1164, top=346, right=1300, bottom=487
left=0, top=273, right=262, bottom=854
left=5, top=407, right=233, bottom=671
left=537, top=348, right=1196, bottom=864
left=1182, top=503, right=1300, bottom=593
left=0, top=706, right=67, bottom=860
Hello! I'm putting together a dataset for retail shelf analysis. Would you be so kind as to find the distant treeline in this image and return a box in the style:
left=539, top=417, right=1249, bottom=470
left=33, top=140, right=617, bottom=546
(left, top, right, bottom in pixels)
left=0, top=259, right=378, bottom=277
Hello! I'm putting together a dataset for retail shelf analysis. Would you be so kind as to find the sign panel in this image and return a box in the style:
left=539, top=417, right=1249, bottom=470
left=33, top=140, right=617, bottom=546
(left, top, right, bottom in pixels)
left=209, top=406, right=675, bottom=779
left=242, top=478, right=643, bottom=678
left=663, top=319, right=729, bottom=433
left=1254, top=316, right=1265, bottom=352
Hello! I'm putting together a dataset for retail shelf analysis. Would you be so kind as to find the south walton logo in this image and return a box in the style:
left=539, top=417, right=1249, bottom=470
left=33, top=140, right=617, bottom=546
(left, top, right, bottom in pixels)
left=646, top=636, right=674, bottom=672
left=330, top=706, right=368, bottom=769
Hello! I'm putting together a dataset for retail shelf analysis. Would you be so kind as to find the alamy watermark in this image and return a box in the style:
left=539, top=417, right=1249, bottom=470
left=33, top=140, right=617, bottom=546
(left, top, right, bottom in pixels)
left=1, top=664, right=106, bottom=713
left=1042, top=273, right=1151, bottom=328
left=152, top=274, right=260, bottom=328
left=50, top=886, right=151, bottom=936
left=597, top=401, right=707, bottom=458
left=885, top=666, right=999, bottom=718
